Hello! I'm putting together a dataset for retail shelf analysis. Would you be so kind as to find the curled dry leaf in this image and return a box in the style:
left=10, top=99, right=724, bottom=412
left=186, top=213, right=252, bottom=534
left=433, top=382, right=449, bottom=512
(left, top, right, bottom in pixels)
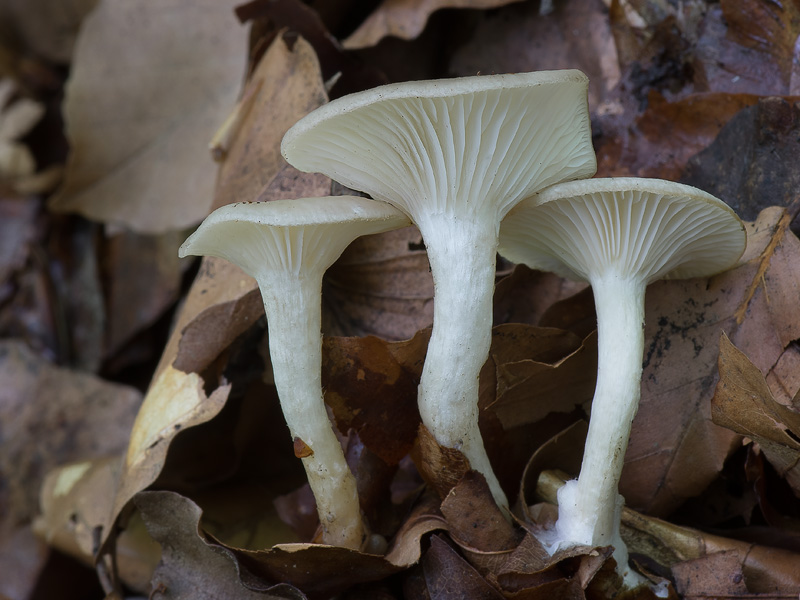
left=211, top=35, right=330, bottom=213
left=136, top=491, right=304, bottom=600
left=420, top=534, right=505, bottom=600
left=220, top=492, right=446, bottom=596
left=711, top=334, right=800, bottom=496
left=49, top=0, right=249, bottom=233
left=621, top=206, right=800, bottom=515
left=100, top=367, right=230, bottom=550
left=342, top=0, right=524, bottom=50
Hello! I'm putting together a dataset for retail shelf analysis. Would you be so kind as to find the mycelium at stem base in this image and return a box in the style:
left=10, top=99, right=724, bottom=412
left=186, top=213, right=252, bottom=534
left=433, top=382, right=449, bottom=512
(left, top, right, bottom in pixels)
left=261, top=271, right=365, bottom=550
left=416, top=213, right=507, bottom=510
left=552, top=272, right=648, bottom=588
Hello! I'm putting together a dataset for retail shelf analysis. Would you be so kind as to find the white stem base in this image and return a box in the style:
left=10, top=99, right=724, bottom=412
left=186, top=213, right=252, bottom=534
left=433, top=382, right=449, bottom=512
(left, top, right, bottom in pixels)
left=550, top=272, right=648, bottom=589
left=416, top=214, right=508, bottom=511
left=262, top=272, right=366, bottom=549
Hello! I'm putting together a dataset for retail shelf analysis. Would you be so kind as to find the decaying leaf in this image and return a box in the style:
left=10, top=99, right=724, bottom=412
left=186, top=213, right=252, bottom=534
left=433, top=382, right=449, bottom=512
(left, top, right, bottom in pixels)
left=342, top=0, right=524, bottom=50
left=50, top=0, right=249, bottom=232
left=712, top=334, right=800, bottom=496
left=620, top=206, right=800, bottom=515
left=136, top=491, right=304, bottom=599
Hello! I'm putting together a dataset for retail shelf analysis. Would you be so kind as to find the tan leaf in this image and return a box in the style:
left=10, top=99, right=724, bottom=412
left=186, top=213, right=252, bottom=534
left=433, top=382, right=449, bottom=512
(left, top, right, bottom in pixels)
left=342, top=0, right=524, bottom=50
left=49, top=0, right=249, bottom=232
left=211, top=35, right=330, bottom=212
left=712, top=334, right=800, bottom=495
left=101, top=366, right=230, bottom=550
left=621, top=207, right=800, bottom=515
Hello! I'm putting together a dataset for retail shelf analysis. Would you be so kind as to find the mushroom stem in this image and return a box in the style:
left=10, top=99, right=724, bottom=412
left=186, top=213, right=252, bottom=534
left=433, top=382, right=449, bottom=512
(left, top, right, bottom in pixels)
left=416, top=213, right=508, bottom=510
left=259, top=270, right=366, bottom=550
left=555, top=271, right=646, bottom=585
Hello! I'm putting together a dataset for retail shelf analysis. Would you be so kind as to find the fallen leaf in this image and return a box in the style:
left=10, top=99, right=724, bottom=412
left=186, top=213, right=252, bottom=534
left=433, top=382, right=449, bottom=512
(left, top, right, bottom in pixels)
left=322, top=332, right=426, bottom=465
left=440, top=471, right=518, bottom=553
left=620, top=206, right=800, bottom=515
left=596, top=92, right=760, bottom=180
left=50, top=0, right=249, bottom=232
left=691, top=0, right=800, bottom=96
left=449, top=0, right=621, bottom=111
left=682, top=96, right=800, bottom=221
left=671, top=550, right=747, bottom=598
left=0, top=526, right=48, bottom=600
left=0, top=340, right=140, bottom=534
left=712, top=334, right=800, bottom=496
left=323, top=225, right=434, bottom=340
left=211, top=34, right=330, bottom=213
left=102, top=228, right=187, bottom=360
left=421, top=534, right=505, bottom=599
left=135, top=491, right=304, bottom=599
left=100, top=366, right=230, bottom=551
left=343, top=0, right=524, bottom=50
left=0, top=196, right=39, bottom=297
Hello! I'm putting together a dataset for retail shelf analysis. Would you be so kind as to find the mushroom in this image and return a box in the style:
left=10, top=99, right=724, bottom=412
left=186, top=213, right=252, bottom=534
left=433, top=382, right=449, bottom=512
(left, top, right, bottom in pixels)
left=179, top=196, right=410, bottom=549
left=498, top=177, right=746, bottom=585
left=281, top=70, right=597, bottom=509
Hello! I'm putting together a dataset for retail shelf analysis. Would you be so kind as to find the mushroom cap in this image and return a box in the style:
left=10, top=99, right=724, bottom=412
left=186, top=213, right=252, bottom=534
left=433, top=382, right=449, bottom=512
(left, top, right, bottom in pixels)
left=281, top=70, right=597, bottom=223
left=179, top=196, right=411, bottom=277
left=498, top=178, right=746, bottom=284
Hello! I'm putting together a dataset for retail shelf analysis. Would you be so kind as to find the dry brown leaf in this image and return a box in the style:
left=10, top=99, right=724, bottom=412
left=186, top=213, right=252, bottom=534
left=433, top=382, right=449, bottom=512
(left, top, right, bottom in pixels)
left=49, top=0, right=249, bottom=233
left=596, top=92, right=760, bottom=180
left=0, top=340, right=141, bottom=533
left=440, top=471, right=518, bottom=553
left=420, top=534, right=506, bottom=599
left=712, top=334, right=800, bottom=495
left=682, top=97, right=800, bottom=222
left=620, top=206, right=800, bottom=515
left=342, top=0, right=524, bottom=50
left=223, top=492, right=446, bottom=596
left=100, top=366, right=230, bottom=550
left=135, top=491, right=304, bottom=599
left=323, top=225, right=434, bottom=340
left=449, top=0, right=620, bottom=111
left=323, top=332, right=427, bottom=464
left=211, top=35, right=330, bottom=213
left=693, top=1, right=800, bottom=96
left=671, top=550, right=747, bottom=598
left=0, top=197, right=39, bottom=294
left=0, top=526, right=48, bottom=600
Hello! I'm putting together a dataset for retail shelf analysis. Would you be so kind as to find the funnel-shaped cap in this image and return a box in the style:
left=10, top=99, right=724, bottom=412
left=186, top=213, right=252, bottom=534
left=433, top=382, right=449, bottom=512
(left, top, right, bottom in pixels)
left=281, top=71, right=597, bottom=224
left=499, top=178, right=746, bottom=284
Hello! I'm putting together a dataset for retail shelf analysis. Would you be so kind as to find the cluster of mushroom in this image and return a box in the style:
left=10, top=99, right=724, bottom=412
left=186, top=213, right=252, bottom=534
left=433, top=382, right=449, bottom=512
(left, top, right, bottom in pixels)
left=179, top=69, right=746, bottom=588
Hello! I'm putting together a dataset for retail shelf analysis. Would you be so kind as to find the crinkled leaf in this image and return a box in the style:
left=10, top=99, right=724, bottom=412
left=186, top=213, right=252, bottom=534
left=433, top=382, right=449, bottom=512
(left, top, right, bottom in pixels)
left=712, top=334, right=800, bottom=496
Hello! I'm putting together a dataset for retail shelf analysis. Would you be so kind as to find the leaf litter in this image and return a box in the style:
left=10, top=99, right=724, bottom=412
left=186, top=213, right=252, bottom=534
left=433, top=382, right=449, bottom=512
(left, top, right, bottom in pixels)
left=9, top=0, right=800, bottom=597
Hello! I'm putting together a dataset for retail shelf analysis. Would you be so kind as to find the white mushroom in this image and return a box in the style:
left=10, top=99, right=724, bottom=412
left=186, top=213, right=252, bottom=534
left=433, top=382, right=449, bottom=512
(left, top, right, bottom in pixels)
left=499, top=177, right=746, bottom=586
left=281, top=71, right=596, bottom=509
left=179, top=196, right=410, bottom=549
